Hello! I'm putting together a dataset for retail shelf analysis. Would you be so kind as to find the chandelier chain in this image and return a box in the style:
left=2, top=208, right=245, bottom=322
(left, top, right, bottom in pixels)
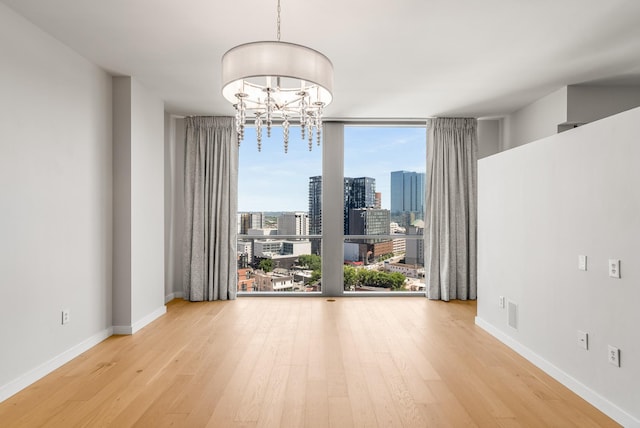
left=277, top=0, right=281, bottom=42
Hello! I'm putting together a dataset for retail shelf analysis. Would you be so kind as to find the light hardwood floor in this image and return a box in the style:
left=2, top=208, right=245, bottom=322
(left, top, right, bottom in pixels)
left=0, top=298, right=619, bottom=427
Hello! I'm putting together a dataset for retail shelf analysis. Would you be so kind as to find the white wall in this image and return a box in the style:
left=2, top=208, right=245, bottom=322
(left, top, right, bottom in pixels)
left=165, top=116, right=185, bottom=300
left=112, top=78, right=132, bottom=327
left=502, top=86, right=567, bottom=149
left=0, top=3, right=113, bottom=398
left=500, top=85, right=640, bottom=151
left=131, top=79, right=165, bottom=324
left=567, top=85, right=640, bottom=124
left=476, top=107, right=640, bottom=427
left=112, top=76, right=166, bottom=332
left=477, top=119, right=500, bottom=159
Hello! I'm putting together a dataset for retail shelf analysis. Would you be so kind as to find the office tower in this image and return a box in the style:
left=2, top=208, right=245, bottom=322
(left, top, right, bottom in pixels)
left=343, top=177, right=376, bottom=235
left=238, top=213, right=246, bottom=234
left=250, top=212, right=264, bottom=229
left=390, top=170, right=425, bottom=227
left=405, top=224, right=424, bottom=266
left=277, top=212, right=309, bottom=236
left=349, top=208, right=391, bottom=236
left=238, top=212, right=264, bottom=234
left=308, top=176, right=322, bottom=235
left=346, top=208, right=393, bottom=264
left=374, top=192, right=382, bottom=209
left=309, top=175, right=377, bottom=240
left=308, top=176, right=322, bottom=254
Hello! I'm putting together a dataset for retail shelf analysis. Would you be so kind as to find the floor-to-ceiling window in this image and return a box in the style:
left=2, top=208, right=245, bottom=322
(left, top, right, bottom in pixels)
left=237, top=126, right=322, bottom=293
left=237, top=122, right=426, bottom=295
left=342, top=125, right=427, bottom=293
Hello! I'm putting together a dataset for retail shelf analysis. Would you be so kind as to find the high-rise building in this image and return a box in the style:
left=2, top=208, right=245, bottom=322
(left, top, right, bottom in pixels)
left=390, top=170, right=425, bottom=227
left=308, top=176, right=322, bottom=254
left=405, top=224, right=424, bottom=266
left=343, top=177, right=376, bottom=235
left=348, top=208, right=391, bottom=236
left=374, top=192, right=382, bottom=209
left=308, top=177, right=322, bottom=234
left=309, top=175, right=376, bottom=236
left=346, top=208, right=393, bottom=264
left=277, top=212, right=309, bottom=236
left=238, top=212, right=264, bottom=234
left=250, top=212, right=264, bottom=229
left=309, top=176, right=378, bottom=252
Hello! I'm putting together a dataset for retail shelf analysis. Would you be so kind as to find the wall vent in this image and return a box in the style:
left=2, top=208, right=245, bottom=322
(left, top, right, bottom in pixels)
left=508, top=301, right=518, bottom=330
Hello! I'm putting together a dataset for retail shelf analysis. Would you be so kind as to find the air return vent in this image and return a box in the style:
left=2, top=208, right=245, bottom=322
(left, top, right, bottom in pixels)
left=508, top=301, right=518, bottom=330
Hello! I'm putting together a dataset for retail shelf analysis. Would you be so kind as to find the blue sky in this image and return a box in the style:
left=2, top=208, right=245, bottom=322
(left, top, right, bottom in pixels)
left=238, top=125, right=426, bottom=212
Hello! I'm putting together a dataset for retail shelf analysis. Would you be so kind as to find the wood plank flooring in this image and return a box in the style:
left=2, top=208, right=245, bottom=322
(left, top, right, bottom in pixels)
left=0, top=298, right=620, bottom=427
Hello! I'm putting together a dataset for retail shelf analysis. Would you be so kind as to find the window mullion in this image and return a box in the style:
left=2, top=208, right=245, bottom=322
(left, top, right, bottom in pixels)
left=321, top=122, right=345, bottom=297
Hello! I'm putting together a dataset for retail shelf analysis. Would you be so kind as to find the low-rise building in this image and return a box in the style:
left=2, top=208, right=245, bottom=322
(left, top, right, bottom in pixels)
left=237, top=267, right=256, bottom=292
left=253, top=271, right=295, bottom=292
left=254, top=239, right=311, bottom=258
left=392, top=237, right=406, bottom=255
left=384, top=261, right=425, bottom=279
left=237, top=240, right=253, bottom=264
left=344, top=240, right=394, bottom=264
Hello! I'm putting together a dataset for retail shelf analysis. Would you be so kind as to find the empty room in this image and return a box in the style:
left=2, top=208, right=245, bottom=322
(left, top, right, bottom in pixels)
left=1, top=0, right=638, bottom=426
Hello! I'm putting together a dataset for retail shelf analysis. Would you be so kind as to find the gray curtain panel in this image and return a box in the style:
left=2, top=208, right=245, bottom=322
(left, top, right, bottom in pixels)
left=183, top=116, right=238, bottom=301
left=425, top=118, right=477, bottom=301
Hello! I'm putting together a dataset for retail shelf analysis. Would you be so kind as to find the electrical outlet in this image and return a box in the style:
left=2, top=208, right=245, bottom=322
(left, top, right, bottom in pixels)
left=62, top=309, right=70, bottom=325
left=608, top=345, right=620, bottom=367
left=608, top=259, right=621, bottom=278
left=577, top=331, right=588, bottom=350
left=499, top=296, right=505, bottom=309
left=578, top=255, right=587, bottom=271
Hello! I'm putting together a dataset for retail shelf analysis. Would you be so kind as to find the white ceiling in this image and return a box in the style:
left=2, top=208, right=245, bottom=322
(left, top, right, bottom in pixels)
left=3, top=0, right=640, bottom=119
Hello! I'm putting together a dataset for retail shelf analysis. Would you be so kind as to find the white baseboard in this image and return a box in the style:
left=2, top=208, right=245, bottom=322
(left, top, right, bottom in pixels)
left=132, top=305, right=166, bottom=334
left=113, top=305, right=167, bottom=335
left=112, top=325, right=132, bottom=335
left=475, top=316, right=640, bottom=428
left=1, top=303, right=169, bottom=403
left=0, top=327, right=113, bottom=403
left=164, top=291, right=184, bottom=303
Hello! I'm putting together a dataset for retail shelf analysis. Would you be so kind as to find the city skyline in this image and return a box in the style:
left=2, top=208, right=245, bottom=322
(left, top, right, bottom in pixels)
left=238, top=126, right=426, bottom=212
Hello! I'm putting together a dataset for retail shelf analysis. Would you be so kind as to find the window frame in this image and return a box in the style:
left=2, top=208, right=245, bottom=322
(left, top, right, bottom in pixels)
left=236, top=120, right=428, bottom=297
left=323, top=121, right=428, bottom=297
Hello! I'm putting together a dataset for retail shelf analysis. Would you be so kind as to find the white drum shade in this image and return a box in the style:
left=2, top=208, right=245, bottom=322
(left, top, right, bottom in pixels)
left=221, top=41, right=333, bottom=106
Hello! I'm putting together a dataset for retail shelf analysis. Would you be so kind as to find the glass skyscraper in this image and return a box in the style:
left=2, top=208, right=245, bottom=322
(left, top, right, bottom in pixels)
left=343, top=177, right=376, bottom=235
left=308, top=175, right=377, bottom=238
left=308, top=176, right=323, bottom=254
left=390, top=170, right=425, bottom=227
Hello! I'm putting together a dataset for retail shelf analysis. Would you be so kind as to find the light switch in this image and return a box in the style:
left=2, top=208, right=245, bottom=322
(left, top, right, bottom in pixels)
left=578, top=255, right=587, bottom=271
left=608, top=259, right=621, bottom=278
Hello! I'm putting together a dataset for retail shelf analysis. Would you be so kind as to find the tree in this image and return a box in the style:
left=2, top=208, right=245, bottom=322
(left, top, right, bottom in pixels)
left=388, top=272, right=406, bottom=290
left=376, top=253, right=394, bottom=262
left=310, top=270, right=322, bottom=284
left=259, top=258, right=274, bottom=273
left=298, top=254, right=321, bottom=271
left=352, top=268, right=405, bottom=289
left=343, top=265, right=357, bottom=288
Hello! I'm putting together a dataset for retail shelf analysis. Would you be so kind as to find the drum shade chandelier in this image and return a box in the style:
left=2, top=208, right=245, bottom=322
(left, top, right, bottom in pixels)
left=221, top=0, right=333, bottom=152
